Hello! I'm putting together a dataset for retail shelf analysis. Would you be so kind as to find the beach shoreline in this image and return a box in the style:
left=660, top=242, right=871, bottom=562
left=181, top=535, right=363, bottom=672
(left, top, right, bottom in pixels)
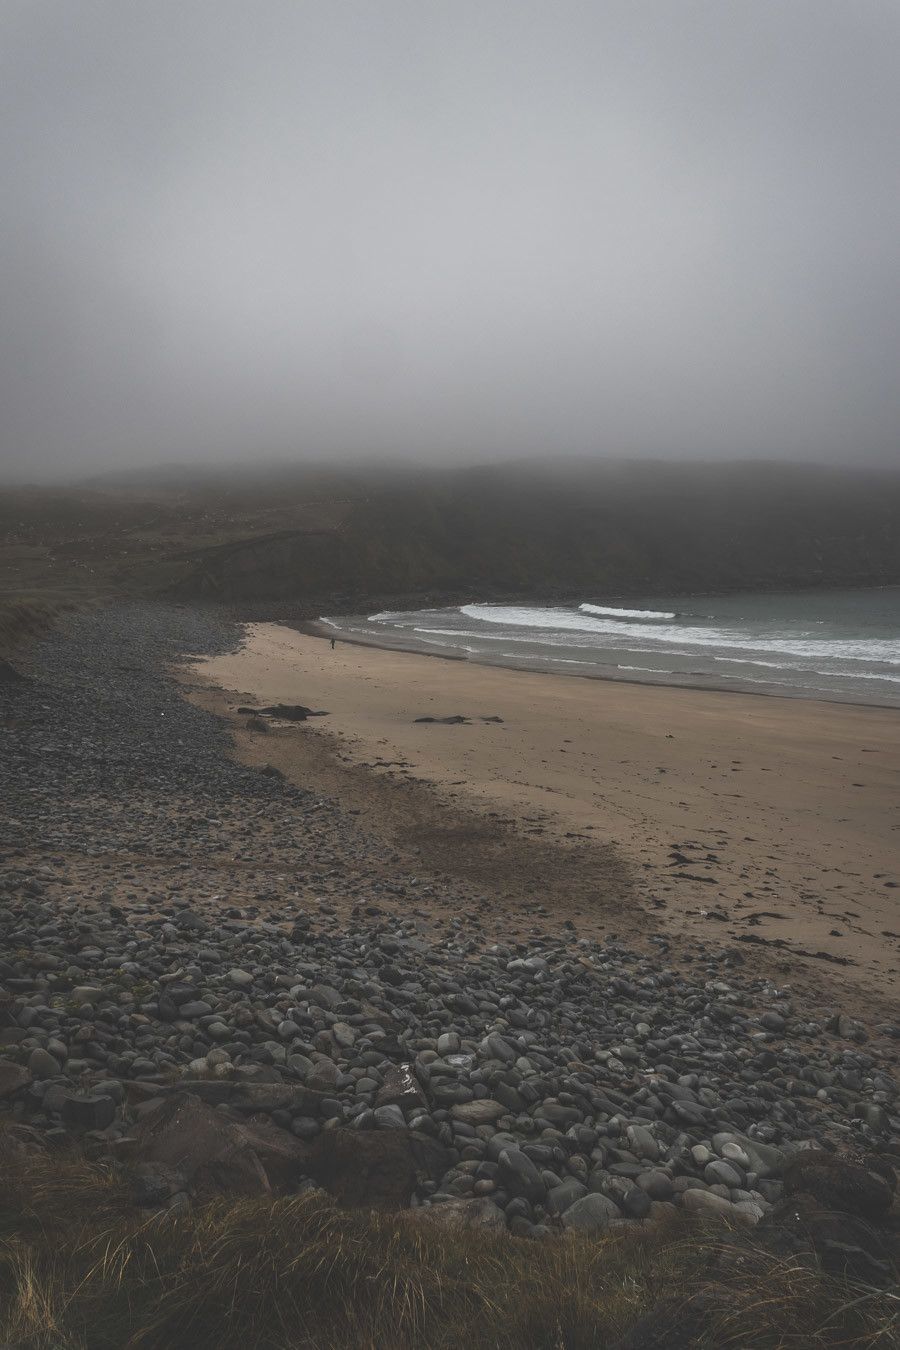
left=301, top=617, right=900, bottom=711
left=194, top=620, right=900, bottom=1006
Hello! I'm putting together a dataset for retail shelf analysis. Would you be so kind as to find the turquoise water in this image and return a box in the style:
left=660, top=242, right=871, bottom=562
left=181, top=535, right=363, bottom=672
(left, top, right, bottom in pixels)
left=322, top=587, right=900, bottom=706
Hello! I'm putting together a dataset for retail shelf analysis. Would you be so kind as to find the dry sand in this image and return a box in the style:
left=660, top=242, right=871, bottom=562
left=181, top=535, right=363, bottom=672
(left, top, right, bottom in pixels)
left=195, top=623, right=900, bottom=1000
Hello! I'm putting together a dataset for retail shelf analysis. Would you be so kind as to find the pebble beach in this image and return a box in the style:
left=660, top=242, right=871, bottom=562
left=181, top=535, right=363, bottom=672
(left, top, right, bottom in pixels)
left=0, top=605, right=897, bottom=1239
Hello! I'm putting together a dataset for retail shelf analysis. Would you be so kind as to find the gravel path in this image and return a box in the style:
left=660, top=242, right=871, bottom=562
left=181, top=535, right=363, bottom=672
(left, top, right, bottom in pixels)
left=0, top=604, right=897, bottom=1236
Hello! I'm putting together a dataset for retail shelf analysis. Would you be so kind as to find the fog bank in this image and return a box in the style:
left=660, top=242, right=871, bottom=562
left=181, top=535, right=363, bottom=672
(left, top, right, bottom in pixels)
left=2, top=2, right=899, bottom=479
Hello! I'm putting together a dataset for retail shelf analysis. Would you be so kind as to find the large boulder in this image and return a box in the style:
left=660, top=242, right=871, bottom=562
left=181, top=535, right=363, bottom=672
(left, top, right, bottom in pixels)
left=757, top=1192, right=895, bottom=1283
left=303, top=1128, right=448, bottom=1210
left=782, top=1151, right=896, bottom=1221
left=131, top=1093, right=311, bottom=1198
left=129, top=1093, right=448, bottom=1210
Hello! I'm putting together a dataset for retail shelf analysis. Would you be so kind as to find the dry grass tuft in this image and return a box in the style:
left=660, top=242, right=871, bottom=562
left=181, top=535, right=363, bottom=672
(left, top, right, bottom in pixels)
left=0, top=1132, right=896, bottom=1349
left=0, top=595, right=86, bottom=664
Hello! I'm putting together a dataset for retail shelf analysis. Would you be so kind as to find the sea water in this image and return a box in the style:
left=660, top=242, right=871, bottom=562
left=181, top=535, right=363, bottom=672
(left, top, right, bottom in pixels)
left=321, top=587, right=900, bottom=707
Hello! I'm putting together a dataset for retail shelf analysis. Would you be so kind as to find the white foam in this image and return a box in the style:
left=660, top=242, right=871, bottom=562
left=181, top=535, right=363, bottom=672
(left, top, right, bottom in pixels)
left=541, top=656, right=596, bottom=666
left=459, top=604, right=900, bottom=665
left=713, top=656, right=795, bottom=669
left=580, top=603, right=676, bottom=620
left=412, top=626, right=493, bottom=638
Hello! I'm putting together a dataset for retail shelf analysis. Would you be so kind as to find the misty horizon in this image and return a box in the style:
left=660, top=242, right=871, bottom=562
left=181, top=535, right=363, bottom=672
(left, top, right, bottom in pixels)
left=2, top=2, right=899, bottom=480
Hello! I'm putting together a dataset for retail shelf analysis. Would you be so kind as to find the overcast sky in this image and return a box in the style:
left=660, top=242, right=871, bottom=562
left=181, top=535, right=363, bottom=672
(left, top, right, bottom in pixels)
left=1, top=2, right=899, bottom=480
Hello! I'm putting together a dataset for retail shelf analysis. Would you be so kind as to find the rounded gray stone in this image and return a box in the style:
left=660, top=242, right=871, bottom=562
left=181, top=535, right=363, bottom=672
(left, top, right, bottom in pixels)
left=561, top=1193, right=621, bottom=1233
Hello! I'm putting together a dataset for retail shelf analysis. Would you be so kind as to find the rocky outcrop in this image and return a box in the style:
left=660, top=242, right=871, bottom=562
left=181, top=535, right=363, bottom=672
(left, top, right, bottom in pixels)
left=781, top=1148, right=896, bottom=1219
left=130, top=1093, right=313, bottom=1198
left=236, top=704, right=328, bottom=721
left=756, top=1152, right=898, bottom=1283
left=127, top=1092, right=449, bottom=1209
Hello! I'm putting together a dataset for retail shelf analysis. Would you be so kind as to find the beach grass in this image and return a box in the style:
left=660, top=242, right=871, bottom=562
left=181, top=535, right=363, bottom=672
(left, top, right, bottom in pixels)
left=1, top=1130, right=896, bottom=1350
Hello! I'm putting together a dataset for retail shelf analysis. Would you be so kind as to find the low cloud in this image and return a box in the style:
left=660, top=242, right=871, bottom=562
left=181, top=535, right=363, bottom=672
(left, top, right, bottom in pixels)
left=2, top=1, right=899, bottom=479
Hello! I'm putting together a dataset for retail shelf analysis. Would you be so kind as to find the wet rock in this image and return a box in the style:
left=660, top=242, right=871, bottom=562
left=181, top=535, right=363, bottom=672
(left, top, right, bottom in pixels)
left=255, top=705, right=315, bottom=721
left=414, top=715, right=469, bottom=725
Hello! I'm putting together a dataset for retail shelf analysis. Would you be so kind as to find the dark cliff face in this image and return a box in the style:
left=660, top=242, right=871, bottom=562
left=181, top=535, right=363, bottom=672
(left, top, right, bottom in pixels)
left=159, top=461, right=900, bottom=607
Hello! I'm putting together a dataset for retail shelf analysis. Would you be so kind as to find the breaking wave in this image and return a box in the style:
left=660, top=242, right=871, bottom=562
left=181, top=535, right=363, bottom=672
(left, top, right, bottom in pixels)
left=579, top=603, right=676, bottom=620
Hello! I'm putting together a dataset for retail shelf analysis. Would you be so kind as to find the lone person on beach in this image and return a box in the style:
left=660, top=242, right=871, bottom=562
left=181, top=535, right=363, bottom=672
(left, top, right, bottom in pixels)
left=330, top=637, right=336, bottom=650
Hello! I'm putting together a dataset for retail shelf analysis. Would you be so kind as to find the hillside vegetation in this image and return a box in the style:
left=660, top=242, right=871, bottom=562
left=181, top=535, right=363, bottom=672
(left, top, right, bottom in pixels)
left=1, top=461, right=899, bottom=622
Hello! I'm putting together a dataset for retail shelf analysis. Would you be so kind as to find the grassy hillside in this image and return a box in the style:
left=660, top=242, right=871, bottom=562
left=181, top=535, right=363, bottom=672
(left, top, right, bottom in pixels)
left=159, top=461, right=900, bottom=609
left=2, top=460, right=899, bottom=619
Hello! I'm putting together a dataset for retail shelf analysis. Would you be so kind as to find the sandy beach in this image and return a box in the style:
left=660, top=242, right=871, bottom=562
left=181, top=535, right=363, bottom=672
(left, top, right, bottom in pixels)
left=196, top=622, right=900, bottom=1000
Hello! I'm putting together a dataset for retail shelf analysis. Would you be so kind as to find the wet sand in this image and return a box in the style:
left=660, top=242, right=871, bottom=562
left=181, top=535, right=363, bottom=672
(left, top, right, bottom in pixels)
left=195, top=623, right=900, bottom=998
